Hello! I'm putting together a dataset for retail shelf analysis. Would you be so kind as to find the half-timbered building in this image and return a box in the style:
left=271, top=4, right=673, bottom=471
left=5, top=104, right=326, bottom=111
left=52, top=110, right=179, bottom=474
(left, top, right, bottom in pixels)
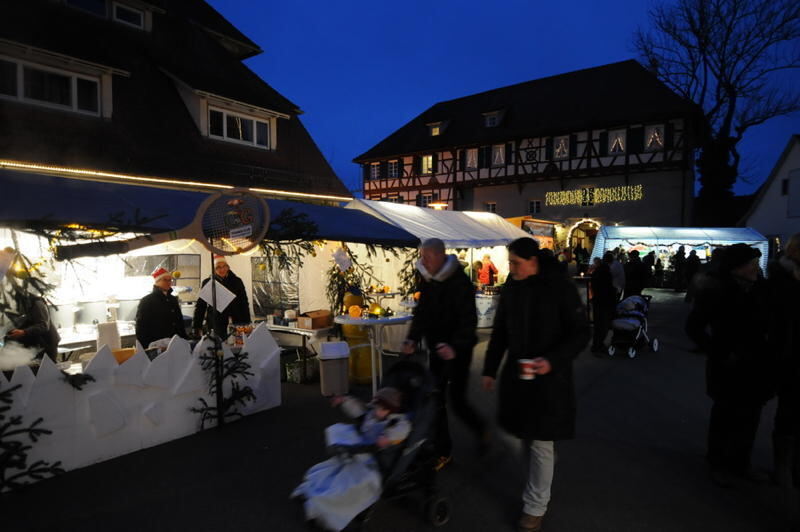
left=354, top=60, right=703, bottom=249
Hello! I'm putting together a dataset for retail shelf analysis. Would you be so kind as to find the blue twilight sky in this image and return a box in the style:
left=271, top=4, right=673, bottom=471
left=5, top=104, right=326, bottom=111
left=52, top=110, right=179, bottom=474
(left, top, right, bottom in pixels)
left=208, top=0, right=799, bottom=197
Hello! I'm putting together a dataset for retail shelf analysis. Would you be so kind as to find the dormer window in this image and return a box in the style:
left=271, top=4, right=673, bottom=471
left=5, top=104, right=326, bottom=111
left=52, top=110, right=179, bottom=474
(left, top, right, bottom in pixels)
left=484, top=112, right=500, bottom=128
left=609, top=129, right=626, bottom=154
left=208, top=106, right=271, bottom=149
left=113, top=2, right=144, bottom=29
left=554, top=136, right=569, bottom=159
left=645, top=125, right=664, bottom=151
left=428, top=123, right=441, bottom=136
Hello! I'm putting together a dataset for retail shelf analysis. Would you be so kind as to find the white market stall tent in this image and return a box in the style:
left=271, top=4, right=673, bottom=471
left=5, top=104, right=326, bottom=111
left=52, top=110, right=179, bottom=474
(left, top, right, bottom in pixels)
left=591, top=226, right=769, bottom=272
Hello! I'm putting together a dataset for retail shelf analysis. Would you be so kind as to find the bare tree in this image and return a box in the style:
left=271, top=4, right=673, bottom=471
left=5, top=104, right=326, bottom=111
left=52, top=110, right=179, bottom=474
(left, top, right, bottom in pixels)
left=635, top=0, right=800, bottom=203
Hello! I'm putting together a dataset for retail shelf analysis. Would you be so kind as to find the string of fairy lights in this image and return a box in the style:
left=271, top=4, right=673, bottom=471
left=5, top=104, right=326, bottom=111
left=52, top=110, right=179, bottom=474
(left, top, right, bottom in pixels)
left=545, top=184, right=644, bottom=206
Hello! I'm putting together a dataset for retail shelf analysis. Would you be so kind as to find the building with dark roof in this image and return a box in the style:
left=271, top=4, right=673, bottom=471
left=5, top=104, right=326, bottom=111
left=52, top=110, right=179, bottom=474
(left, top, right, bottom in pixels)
left=0, top=0, right=349, bottom=199
left=354, top=60, right=704, bottom=250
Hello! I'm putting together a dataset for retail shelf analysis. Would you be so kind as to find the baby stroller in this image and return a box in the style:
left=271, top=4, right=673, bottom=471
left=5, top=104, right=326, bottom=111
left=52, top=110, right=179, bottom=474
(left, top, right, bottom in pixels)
left=607, top=295, right=659, bottom=359
left=298, top=359, right=450, bottom=531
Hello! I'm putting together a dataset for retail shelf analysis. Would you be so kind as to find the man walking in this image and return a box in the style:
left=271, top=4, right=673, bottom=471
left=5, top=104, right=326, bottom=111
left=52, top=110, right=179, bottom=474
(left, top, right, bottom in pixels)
left=403, top=238, right=488, bottom=469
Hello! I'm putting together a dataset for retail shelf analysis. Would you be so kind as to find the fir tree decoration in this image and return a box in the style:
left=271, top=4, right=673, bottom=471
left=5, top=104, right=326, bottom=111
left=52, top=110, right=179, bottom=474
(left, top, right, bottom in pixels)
left=191, top=346, right=256, bottom=430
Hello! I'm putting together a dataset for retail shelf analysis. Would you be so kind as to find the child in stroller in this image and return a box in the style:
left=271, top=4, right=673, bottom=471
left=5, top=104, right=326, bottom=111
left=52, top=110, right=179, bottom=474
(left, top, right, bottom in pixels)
left=607, top=294, right=659, bottom=358
left=292, top=360, right=450, bottom=531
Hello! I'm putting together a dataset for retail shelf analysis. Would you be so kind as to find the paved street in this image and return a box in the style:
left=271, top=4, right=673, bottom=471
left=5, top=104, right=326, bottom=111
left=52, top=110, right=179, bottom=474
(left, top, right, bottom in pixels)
left=3, top=289, right=786, bottom=532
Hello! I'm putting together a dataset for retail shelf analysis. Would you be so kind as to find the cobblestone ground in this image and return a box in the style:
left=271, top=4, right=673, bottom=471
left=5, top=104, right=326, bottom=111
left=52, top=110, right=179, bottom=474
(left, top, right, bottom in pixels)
left=3, top=289, right=790, bottom=532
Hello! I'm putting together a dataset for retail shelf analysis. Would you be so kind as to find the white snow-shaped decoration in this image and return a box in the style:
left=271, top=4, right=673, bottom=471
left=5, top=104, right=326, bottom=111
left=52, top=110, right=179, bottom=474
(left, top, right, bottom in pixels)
left=8, top=364, right=36, bottom=407
left=141, top=335, right=192, bottom=391
left=135, top=339, right=145, bottom=353
left=142, top=348, right=171, bottom=389
left=166, top=336, right=192, bottom=370
left=0, top=369, right=8, bottom=388
left=84, top=345, right=117, bottom=381
left=34, top=354, right=62, bottom=384
left=143, top=401, right=165, bottom=426
left=172, top=354, right=206, bottom=396
left=243, top=323, right=280, bottom=369
left=192, top=335, right=216, bottom=358
left=114, top=349, right=149, bottom=387
left=88, top=390, right=126, bottom=437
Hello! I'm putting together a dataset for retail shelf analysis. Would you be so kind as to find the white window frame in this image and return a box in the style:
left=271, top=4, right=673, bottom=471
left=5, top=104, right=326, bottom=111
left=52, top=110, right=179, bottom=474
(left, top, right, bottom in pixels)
left=208, top=106, right=271, bottom=150
left=112, top=2, right=144, bottom=29
left=0, top=55, right=101, bottom=116
left=421, top=155, right=433, bottom=175
left=491, top=144, right=505, bottom=166
left=388, top=160, right=400, bottom=179
left=609, top=129, right=626, bottom=154
left=370, top=163, right=380, bottom=180
left=419, top=193, right=433, bottom=208
left=528, top=200, right=542, bottom=215
left=466, top=148, right=478, bottom=169
left=554, top=136, right=569, bottom=159
left=645, top=125, right=665, bottom=151
left=485, top=202, right=497, bottom=213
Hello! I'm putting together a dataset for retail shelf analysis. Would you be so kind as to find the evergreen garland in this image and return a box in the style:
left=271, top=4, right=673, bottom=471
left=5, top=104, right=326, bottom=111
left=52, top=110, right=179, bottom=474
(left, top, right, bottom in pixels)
left=191, top=345, right=256, bottom=430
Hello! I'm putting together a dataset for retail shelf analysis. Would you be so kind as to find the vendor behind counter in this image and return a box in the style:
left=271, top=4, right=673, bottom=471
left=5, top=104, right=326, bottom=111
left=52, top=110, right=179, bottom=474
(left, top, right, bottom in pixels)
left=192, top=256, right=250, bottom=339
left=135, top=267, right=187, bottom=349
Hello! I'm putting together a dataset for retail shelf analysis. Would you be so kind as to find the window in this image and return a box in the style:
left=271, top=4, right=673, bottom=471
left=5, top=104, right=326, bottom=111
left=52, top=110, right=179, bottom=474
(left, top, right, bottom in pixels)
left=0, top=57, right=100, bottom=115
left=485, top=202, right=497, bottom=213
left=384, top=195, right=403, bottom=204
left=208, top=107, right=271, bottom=149
left=581, top=188, right=595, bottom=207
left=124, top=254, right=201, bottom=303
left=528, top=200, right=542, bottom=215
left=609, top=129, right=626, bottom=154
left=370, top=163, right=380, bottom=180
left=388, top=160, right=400, bottom=178
left=421, top=155, right=433, bottom=174
left=429, top=123, right=441, bottom=136
left=251, top=256, right=299, bottom=318
left=466, top=148, right=478, bottom=169
left=484, top=113, right=499, bottom=128
left=645, top=125, right=664, bottom=151
left=113, top=2, right=144, bottom=28
left=66, top=0, right=107, bottom=16
left=418, top=194, right=433, bottom=208
left=554, top=136, right=569, bottom=159
left=491, top=145, right=505, bottom=166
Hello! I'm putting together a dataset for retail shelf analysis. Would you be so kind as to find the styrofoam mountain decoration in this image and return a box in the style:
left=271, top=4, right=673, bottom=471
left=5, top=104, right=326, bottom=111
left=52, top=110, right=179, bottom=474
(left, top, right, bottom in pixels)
left=2, top=327, right=282, bottom=488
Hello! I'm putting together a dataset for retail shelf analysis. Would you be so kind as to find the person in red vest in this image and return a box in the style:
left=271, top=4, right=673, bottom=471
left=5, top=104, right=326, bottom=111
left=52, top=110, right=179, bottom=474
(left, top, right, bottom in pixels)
left=478, top=254, right=499, bottom=286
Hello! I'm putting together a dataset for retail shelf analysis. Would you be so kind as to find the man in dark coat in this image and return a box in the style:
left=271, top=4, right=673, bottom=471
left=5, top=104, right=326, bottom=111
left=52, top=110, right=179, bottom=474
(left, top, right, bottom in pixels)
left=6, top=293, right=60, bottom=362
left=590, top=252, right=616, bottom=354
left=193, top=256, right=251, bottom=339
left=686, top=243, right=774, bottom=487
left=623, top=250, right=647, bottom=299
left=135, top=267, right=188, bottom=349
left=767, top=233, right=800, bottom=504
left=402, top=238, right=487, bottom=469
left=482, top=238, right=590, bottom=532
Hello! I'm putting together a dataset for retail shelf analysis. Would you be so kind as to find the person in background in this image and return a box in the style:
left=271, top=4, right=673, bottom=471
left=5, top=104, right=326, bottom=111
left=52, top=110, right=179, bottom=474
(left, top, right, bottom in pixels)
left=5, top=292, right=60, bottom=362
left=590, top=252, right=616, bottom=354
left=767, top=233, right=800, bottom=517
left=654, top=258, right=665, bottom=288
left=684, top=250, right=702, bottom=303
left=642, top=251, right=656, bottom=287
left=479, top=254, right=499, bottom=286
left=402, top=238, right=488, bottom=470
left=671, top=245, right=687, bottom=291
left=609, top=252, right=626, bottom=301
left=193, top=255, right=250, bottom=339
left=686, top=244, right=774, bottom=487
left=482, top=237, right=589, bottom=532
left=472, top=260, right=483, bottom=285
left=623, top=250, right=647, bottom=299
left=135, top=267, right=187, bottom=349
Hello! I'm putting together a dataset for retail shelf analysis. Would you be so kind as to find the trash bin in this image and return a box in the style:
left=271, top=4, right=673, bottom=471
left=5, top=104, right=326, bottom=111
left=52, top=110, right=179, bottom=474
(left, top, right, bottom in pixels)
left=318, top=341, right=350, bottom=396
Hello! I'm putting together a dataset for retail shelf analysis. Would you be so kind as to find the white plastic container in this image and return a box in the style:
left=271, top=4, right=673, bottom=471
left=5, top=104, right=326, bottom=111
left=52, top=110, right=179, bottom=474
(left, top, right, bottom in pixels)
left=318, top=341, right=350, bottom=396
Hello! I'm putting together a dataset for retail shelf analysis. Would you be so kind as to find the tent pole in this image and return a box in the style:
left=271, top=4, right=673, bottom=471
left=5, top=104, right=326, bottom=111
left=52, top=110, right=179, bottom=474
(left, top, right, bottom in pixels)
left=210, top=252, right=224, bottom=428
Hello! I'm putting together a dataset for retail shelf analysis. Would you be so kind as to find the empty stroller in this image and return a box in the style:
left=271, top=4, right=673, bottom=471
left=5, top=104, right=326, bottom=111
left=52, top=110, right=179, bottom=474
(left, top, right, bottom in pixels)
left=293, top=359, right=450, bottom=531
left=607, top=295, right=659, bottom=358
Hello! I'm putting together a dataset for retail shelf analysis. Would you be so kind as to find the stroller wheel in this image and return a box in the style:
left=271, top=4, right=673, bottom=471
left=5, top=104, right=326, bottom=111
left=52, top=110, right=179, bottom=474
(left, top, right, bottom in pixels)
left=425, top=496, right=451, bottom=527
left=607, top=345, right=616, bottom=357
left=650, top=338, right=659, bottom=352
left=627, top=347, right=637, bottom=359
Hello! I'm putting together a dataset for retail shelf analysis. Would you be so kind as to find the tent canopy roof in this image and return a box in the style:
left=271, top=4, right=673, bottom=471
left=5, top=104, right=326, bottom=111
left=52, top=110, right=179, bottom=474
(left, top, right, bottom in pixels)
left=596, top=226, right=767, bottom=244
left=0, top=170, right=419, bottom=247
left=345, top=199, right=530, bottom=249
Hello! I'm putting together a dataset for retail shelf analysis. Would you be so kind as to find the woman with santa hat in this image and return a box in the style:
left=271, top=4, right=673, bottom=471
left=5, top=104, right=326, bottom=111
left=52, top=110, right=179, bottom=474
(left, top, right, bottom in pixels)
left=192, top=255, right=250, bottom=339
left=135, top=267, right=188, bottom=349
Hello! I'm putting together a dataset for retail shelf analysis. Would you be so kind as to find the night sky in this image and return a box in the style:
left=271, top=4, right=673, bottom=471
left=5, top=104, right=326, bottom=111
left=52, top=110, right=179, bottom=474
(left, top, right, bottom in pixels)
left=207, top=0, right=799, bottom=198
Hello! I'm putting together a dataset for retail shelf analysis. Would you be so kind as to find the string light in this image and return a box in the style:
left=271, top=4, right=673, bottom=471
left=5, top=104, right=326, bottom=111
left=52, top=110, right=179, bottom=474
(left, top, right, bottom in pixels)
left=546, top=185, right=644, bottom=206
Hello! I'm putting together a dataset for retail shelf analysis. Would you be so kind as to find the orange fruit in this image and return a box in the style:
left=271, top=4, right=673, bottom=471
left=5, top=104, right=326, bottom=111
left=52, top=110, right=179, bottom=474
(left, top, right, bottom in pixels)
left=348, top=305, right=362, bottom=318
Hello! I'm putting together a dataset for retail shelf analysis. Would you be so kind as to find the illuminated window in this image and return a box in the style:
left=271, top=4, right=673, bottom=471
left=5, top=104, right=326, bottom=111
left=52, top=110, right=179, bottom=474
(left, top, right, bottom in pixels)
left=388, top=160, right=400, bottom=178
left=421, top=155, right=433, bottom=174
left=113, top=2, right=144, bottom=28
left=485, top=202, right=497, bottom=213
left=492, top=145, right=505, bottom=166
left=429, top=123, right=441, bottom=136
left=0, top=56, right=100, bottom=115
left=645, top=125, right=664, bottom=151
left=384, top=195, right=403, bottom=203
left=528, top=200, right=542, bottom=214
left=208, top=107, right=271, bottom=149
left=369, top=163, right=380, bottom=179
left=554, top=136, right=569, bottom=159
left=466, top=148, right=478, bottom=169
left=609, top=130, right=626, bottom=154
left=581, top=188, right=595, bottom=207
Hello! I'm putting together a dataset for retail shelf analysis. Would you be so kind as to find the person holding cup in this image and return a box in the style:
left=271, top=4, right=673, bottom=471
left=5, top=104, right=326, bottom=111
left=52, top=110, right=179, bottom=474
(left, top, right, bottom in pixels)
left=482, top=237, right=590, bottom=532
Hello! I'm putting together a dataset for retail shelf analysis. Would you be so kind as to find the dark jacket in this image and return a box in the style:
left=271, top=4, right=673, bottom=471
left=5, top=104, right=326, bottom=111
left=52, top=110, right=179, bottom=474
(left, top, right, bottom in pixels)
left=590, top=262, right=616, bottom=305
left=482, top=267, right=590, bottom=441
left=685, top=272, right=774, bottom=403
left=15, top=295, right=60, bottom=361
left=407, top=255, right=477, bottom=356
left=192, top=271, right=250, bottom=337
left=623, top=257, right=648, bottom=297
left=767, top=256, right=800, bottom=387
left=135, top=286, right=188, bottom=348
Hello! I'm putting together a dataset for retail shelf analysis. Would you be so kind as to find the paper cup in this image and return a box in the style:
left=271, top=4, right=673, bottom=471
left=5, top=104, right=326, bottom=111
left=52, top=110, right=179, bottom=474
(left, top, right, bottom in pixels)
left=518, top=358, right=536, bottom=380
